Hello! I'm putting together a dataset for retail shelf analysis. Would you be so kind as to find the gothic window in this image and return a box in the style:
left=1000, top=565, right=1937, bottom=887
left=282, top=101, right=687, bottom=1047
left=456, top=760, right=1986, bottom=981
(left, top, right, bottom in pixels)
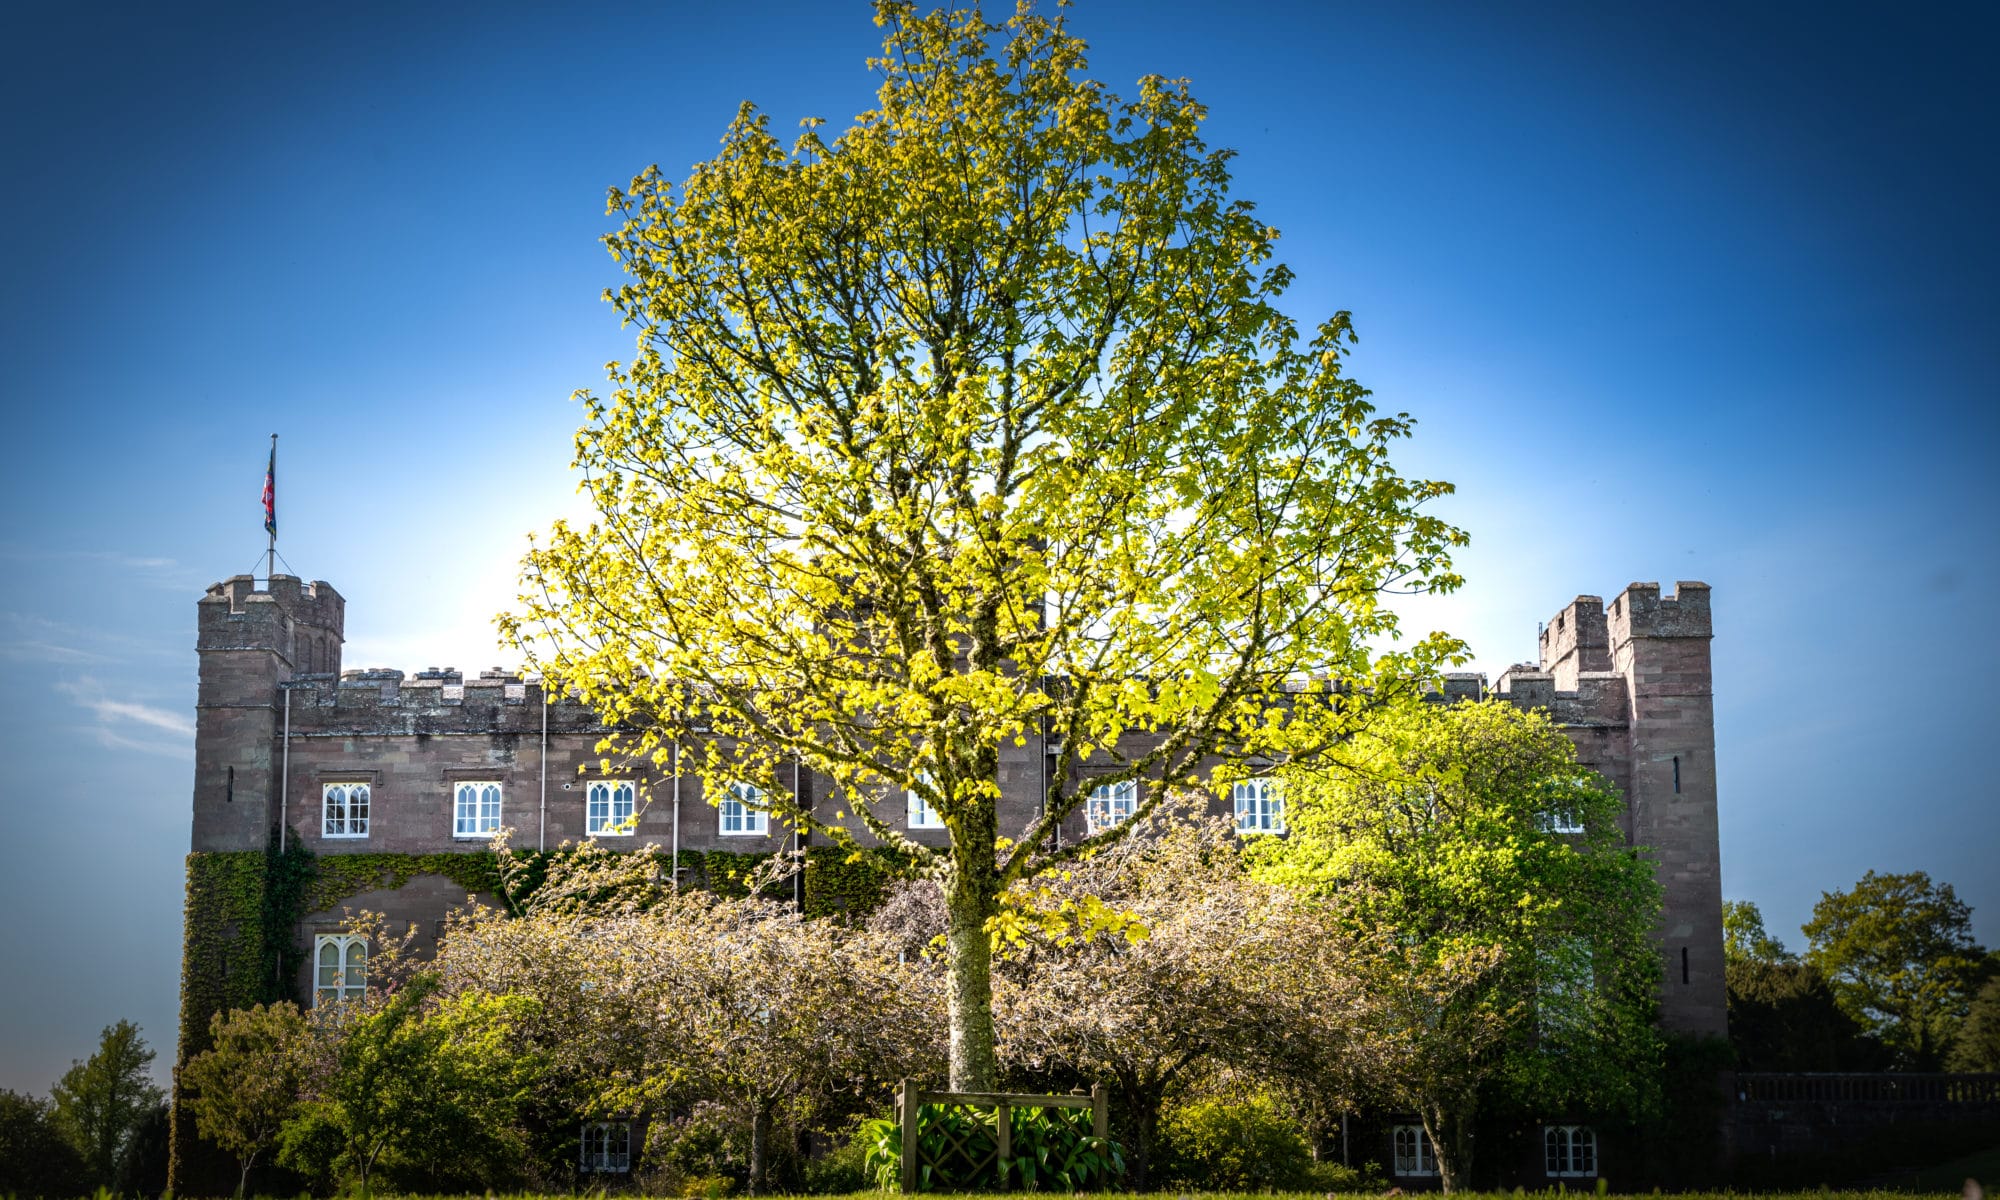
left=1233, top=778, right=1284, bottom=834
left=1544, top=1125, right=1597, bottom=1177
left=314, top=934, right=366, bottom=1005
left=586, top=780, right=636, bottom=837
left=454, top=781, right=502, bottom=838
left=1391, top=1124, right=1437, bottom=1176
left=322, top=782, right=370, bottom=838
left=1086, top=780, right=1136, bottom=834
left=719, top=781, right=768, bottom=836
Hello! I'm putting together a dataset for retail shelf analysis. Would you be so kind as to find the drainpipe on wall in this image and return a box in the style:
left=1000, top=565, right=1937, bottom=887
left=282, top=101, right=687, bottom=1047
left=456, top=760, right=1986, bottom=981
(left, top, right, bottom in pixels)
left=671, top=737, right=681, bottom=891
left=793, top=754, right=805, bottom=914
left=538, top=682, right=548, bottom=852
left=279, top=685, right=292, bottom=852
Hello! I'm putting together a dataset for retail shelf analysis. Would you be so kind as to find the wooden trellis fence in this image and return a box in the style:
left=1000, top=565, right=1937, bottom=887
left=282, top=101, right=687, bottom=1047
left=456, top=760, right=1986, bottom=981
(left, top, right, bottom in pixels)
left=894, top=1078, right=1108, bottom=1193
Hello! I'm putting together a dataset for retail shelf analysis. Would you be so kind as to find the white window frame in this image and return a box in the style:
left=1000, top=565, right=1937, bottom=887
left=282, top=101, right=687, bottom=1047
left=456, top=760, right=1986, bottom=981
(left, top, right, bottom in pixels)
left=1085, top=779, right=1136, bottom=834
left=314, top=933, right=367, bottom=1006
left=580, top=1120, right=631, bottom=1173
left=719, top=781, right=768, bottom=836
left=908, top=772, right=944, bottom=830
left=586, top=779, right=637, bottom=837
left=1544, top=1124, right=1597, bottom=1177
left=1538, top=777, right=1589, bottom=834
left=321, top=781, right=370, bottom=838
left=1233, top=777, right=1283, bottom=834
left=1391, top=1124, right=1437, bottom=1176
left=453, top=780, right=502, bottom=839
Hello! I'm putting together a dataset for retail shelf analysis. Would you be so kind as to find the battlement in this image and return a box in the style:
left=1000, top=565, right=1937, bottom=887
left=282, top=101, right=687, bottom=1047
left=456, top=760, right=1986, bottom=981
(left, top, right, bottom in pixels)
left=197, top=574, right=345, bottom=675
left=1539, top=594, right=1611, bottom=688
left=276, top=665, right=605, bottom=735
left=1607, top=580, right=1712, bottom=641
left=1494, top=662, right=1627, bottom=726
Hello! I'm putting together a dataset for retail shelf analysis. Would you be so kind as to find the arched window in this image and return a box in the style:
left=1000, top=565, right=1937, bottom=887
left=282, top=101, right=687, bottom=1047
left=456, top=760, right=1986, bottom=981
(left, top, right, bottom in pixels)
left=587, top=780, right=636, bottom=836
left=314, top=934, right=366, bottom=1005
left=1544, top=1125, right=1597, bottom=1177
left=322, top=782, right=370, bottom=838
left=1085, top=780, right=1136, bottom=834
left=719, top=781, right=768, bottom=836
left=454, top=781, right=502, bottom=838
left=1232, top=778, right=1283, bottom=834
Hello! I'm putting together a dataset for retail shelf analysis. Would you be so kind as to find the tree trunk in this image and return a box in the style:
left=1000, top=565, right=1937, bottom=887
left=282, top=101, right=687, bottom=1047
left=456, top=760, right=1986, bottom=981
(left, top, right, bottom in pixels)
left=943, top=871, right=1001, bottom=1091
left=749, top=1100, right=772, bottom=1196
left=1424, top=1099, right=1474, bottom=1194
left=1124, top=1079, right=1164, bottom=1190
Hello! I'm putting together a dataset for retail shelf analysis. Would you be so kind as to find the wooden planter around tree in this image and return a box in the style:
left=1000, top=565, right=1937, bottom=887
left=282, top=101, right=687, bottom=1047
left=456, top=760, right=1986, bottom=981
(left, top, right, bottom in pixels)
left=895, top=1078, right=1109, bottom=1193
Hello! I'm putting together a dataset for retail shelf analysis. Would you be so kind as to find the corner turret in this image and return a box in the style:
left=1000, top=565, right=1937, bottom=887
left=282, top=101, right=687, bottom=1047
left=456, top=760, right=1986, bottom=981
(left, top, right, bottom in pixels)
left=192, top=575, right=346, bottom=851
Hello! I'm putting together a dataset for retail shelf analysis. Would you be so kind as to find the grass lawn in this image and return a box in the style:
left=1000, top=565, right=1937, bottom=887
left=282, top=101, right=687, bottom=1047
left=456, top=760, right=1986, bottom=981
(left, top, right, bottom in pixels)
left=1904, top=1141, right=2000, bottom=1191
left=336, top=1184, right=1976, bottom=1192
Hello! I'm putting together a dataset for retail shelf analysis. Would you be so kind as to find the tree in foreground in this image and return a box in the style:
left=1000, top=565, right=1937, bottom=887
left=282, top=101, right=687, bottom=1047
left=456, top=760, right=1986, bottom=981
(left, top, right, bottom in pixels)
left=1803, top=869, right=1988, bottom=1069
left=993, top=806, right=1359, bottom=1186
left=434, top=845, right=941, bottom=1192
left=278, top=980, right=543, bottom=1191
left=1249, top=700, right=1664, bottom=1192
left=506, top=0, right=1463, bottom=1092
left=182, top=1003, right=311, bottom=1198
left=50, top=1019, right=164, bottom=1188
left=0, top=1088, right=90, bottom=1198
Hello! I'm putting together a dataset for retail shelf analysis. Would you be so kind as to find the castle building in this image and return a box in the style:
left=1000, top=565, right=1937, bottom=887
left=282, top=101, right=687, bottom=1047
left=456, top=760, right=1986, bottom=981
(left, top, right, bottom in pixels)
left=173, top=572, right=1724, bottom=1190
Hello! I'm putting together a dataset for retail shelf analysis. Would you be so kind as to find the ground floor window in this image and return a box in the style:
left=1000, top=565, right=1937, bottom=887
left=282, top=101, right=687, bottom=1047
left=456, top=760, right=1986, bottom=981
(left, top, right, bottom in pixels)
left=1392, top=1124, right=1436, bottom=1176
left=314, top=934, right=366, bottom=1005
left=581, top=1121, right=631, bottom=1173
left=1545, top=1124, right=1597, bottom=1177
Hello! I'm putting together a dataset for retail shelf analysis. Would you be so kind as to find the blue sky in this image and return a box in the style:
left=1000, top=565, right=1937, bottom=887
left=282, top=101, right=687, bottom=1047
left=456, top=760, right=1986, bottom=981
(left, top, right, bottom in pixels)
left=1, top=1, right=1995, bottom=1091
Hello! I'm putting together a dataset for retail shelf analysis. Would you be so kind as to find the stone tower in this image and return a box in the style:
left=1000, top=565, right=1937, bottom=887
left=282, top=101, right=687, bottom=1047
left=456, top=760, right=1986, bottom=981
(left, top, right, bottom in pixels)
left=1505, top=581, right=1724, bottom=1037
left=192, top=574, right=345, bottom=852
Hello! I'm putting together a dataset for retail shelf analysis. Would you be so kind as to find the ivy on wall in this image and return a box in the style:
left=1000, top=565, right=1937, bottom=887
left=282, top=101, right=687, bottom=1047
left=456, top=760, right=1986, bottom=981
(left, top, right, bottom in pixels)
left=304, top=851, right=505, bottom=915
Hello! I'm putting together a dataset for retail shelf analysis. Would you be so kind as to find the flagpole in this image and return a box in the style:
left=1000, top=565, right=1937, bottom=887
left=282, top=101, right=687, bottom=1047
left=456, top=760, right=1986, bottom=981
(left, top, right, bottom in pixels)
left=266, top=433, right=278, bottom=581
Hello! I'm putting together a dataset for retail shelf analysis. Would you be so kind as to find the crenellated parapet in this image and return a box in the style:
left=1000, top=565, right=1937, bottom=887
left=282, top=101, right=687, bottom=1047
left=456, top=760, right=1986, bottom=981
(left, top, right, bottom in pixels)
left=197, top=574, right=344, bottom=675
left=277, top=666, right=609, bottom=736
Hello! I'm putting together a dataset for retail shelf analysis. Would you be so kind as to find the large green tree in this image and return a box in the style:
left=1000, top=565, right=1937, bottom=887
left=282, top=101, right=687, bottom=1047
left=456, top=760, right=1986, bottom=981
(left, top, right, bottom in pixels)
left=507, top=1, right=1463, bottom=1090
left=183, top=1003, right=311, bottom=1198
left=1802, top=870, right=1987, bottom=1069
left=50, top=1019, right=164, bottom=1188
left=278, top=980, right=544, bottom=1191
left=1249, top=700, right=1663, bottom=1192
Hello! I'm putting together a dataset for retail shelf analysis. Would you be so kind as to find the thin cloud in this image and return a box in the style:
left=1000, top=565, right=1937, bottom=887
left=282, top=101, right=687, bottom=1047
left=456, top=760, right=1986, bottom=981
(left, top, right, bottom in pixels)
left=56, top=679, right=196, bottom=742
left=0, top=639, right=108, bottom=665
left=84, top=725, right=194, bottom=760
left=0, top=547, right=203, bottom=591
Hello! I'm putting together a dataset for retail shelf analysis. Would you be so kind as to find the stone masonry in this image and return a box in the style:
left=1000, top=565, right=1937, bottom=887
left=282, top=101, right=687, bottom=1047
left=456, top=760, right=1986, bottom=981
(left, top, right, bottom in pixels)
left=185, top=573, right=1726, bottom=1034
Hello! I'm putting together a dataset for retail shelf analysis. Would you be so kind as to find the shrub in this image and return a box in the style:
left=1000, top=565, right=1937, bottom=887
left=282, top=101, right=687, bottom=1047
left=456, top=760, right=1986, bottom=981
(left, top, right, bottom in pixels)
left=861, top=1101, right=1124, bottom=1192
left=801, top=1120, right=872, bottom=1194
left=1156, top=1095, right=1317, bottom=1191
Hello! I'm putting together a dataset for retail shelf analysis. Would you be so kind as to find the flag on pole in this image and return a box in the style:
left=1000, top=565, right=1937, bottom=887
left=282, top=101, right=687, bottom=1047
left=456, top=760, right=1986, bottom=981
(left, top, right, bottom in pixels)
left=262, top=441, right=277, bottom=536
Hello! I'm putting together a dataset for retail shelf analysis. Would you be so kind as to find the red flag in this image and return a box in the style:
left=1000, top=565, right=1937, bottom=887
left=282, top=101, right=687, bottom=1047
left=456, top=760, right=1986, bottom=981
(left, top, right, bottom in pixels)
left=262, top=443, right=276, bottom=536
